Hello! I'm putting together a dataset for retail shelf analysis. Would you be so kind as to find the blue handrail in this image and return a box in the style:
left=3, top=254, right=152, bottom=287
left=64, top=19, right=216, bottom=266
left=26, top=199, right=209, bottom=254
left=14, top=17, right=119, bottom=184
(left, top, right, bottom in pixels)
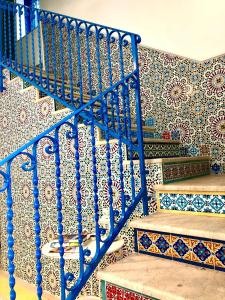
left=0, top=1, right=148, bottom=299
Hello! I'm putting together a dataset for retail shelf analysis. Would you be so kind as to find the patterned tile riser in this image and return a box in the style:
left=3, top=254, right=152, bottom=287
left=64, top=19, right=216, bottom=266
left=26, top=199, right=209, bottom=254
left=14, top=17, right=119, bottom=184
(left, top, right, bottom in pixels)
left=135, top=229, right=225, bottom=272
left=162, top=161, right=210, bottom=183
left=159, top=192, right=225, bottom=215
left=128, top=143, right=183, bottom=160
left=101, top=281, right=159, bottom=300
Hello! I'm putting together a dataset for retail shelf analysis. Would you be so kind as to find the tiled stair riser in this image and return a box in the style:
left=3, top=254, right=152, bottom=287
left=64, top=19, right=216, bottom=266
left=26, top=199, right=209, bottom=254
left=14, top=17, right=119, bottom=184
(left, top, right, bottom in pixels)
left=162, top=160, right=210, bottom=183
left=101, top=281, right=159, bottom=300
left=158, top=192, right=225, bottom=216
left=135, top=229, right=225, bottom=272
left=128, top=143, right=183, bottom=160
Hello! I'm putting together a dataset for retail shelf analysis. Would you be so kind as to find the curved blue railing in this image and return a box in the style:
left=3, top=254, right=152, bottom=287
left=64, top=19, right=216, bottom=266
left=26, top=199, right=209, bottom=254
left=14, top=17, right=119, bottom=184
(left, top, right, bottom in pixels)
left=0, top=1, right=148, bottom=299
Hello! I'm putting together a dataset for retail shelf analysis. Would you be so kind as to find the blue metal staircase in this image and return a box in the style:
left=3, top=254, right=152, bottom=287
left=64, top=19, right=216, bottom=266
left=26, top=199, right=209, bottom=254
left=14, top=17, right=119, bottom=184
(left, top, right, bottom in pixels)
left=0, top=1, right=148, bottom=299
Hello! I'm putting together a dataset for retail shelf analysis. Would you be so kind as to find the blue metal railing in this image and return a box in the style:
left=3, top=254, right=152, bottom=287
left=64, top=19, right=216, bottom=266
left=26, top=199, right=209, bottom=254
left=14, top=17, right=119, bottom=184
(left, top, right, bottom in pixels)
left=0, top=1, right=148, bottom=299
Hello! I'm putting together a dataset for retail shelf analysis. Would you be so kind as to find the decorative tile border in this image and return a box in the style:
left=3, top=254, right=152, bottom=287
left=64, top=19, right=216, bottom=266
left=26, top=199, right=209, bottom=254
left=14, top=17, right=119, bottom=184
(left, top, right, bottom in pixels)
left=162, top=160, right=210, bottom=183
left=157, top=191, right=225, bottom=216
left=128, top=143, right=182, bottom=160
left=101, top=281, right=158, bottom=300
left=135, top=229, right=225, bottom=272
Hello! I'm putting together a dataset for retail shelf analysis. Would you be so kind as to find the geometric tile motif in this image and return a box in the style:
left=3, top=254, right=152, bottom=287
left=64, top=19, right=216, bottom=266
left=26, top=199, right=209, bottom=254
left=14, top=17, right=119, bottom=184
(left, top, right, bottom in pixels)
left=135, top=229, right=225, bottom=272
left=128, top=143, right=182, bottom=160
left=162, top=161, right=210, bottom=184
left=104, top=282, right=158, bottom=300
left=159, top=193, right=225, bottom=215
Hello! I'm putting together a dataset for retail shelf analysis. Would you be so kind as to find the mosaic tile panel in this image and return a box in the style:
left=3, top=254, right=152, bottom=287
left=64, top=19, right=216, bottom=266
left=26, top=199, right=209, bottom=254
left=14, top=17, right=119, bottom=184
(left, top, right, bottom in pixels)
left=101, top=281, right=158, bottom=300
left=128, top=143, right=182, bottom=160
left=158, top=192, right=225, bottom=215
left=135, top=229, right=225, bottom=272
left=162, top=160, right=210, bottom=183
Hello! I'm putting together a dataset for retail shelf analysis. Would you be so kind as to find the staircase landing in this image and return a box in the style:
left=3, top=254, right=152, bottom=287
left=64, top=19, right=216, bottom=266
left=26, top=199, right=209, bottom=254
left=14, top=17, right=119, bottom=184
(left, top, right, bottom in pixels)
left=98, top=253, right=225, bottom=300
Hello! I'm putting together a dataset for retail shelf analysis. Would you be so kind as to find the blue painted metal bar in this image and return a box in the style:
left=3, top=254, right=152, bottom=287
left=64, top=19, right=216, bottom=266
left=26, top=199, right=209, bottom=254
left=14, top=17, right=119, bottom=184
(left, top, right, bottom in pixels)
left=130, top=34, right=148, bottom=215
left=58, top=16, right=66, bottom=101
left=50, top=13, right=57, bottom=94
left=54, top=129, right=66, bottom=300
left=42, top=11, right=50, bottom=90
left=0, top=4, right=5, bottom=92
left=6, top=161, right=16, bottom=300
left=32, top=143, right=43, bottom=300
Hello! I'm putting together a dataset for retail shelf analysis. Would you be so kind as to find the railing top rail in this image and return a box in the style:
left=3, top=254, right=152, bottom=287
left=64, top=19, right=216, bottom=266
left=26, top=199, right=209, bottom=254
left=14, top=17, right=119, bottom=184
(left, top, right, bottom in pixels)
left=0, top=0, right=141, bottom=42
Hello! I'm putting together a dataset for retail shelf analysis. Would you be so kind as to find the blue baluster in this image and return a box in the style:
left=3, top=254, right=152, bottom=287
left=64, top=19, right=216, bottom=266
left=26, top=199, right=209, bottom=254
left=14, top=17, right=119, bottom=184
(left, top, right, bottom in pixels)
left=131, top=34, right=148, bottom=215
left=103, top=95, right=114, bottom=234
left=6, top=161, right=16, bottom=300
left=3, top=8, right=7, bottom=62
left=114, top=90, right=126, bottom=215
left=43, top=12, right=50, bottom=90
left=50, top=14, right=57, bottom=94
left=66, top=19, right=74, bottom=105
left=0, top=4, right=5, bottom=92
left=58, top=16, right=65, bottom=100
left=7, top=3, right=12, bottom=66
left=37, top=11, right=43, bottom=86
left=73, top=115, right=85, bottom=278
left=13, top=4, right=18, bottom=70
left=75, top=22, right=84, bottom=106
left=122, top=84, right=135, bottom=200
left=106, top=31, right=115, bottom=131
left=32, top=143, right=43, bottom=299
left=24, top=6, right=30, bottom=76
left=18, top=5, right=24, bottom=73
left=54, top=128, right=66, bottom=300
left=30, top=5, right=36, bottom=80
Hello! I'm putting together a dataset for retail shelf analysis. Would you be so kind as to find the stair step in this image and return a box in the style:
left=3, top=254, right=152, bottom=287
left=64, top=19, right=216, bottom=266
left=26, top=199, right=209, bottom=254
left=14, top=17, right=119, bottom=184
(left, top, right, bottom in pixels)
left=155, top=175, right=225, bottom=215
left=132, top=137, right=180, bottom=144
left=132, top=125, right=155, bottom=133
left=155, top=174, right=225, bottom=193
left=130, top=212, right=225, bottom=241
left=130, top=212, right=225, bottom=272
left=98, top=253, right=225, bottom=300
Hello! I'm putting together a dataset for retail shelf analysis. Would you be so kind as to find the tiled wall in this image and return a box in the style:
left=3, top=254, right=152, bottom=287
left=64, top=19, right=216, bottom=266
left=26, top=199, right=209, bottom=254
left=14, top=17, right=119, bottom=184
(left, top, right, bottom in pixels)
left=45, top=26, right=225, bottom=171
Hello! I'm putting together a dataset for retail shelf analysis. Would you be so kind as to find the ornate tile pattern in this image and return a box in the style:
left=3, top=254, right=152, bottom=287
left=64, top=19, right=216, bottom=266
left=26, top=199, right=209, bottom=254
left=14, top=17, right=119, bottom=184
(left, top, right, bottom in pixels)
left=102, top=281, right=158, bottom=300
left=162, top=160, right=210, bottom=183
left=128, top=143, right=182, bottom=160
left=135, top=229, right=225, bottom=272
left=46, top=31, right=225, bottom=172
left=158, top=192, right=225, bottom=215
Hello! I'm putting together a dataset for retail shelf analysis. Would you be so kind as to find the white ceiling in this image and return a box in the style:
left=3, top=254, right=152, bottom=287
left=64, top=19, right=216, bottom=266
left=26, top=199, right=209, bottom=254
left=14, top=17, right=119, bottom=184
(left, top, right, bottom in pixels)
left=41, top=0, right=225, bottom=61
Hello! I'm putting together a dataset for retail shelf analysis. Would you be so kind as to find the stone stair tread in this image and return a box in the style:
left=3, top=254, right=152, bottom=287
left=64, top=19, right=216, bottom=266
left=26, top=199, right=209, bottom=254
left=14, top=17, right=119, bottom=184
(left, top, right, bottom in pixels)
left=155, top=174, right=225, bottom=192
left=130, top=212, right=225, bottom=240
left=124, top=155, right=210, bottom=165
left=132, top=125, right=155, bottom=132
left=98, top=253, right=225, bottom=300
left=142, top=138, right=180, bottom=144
